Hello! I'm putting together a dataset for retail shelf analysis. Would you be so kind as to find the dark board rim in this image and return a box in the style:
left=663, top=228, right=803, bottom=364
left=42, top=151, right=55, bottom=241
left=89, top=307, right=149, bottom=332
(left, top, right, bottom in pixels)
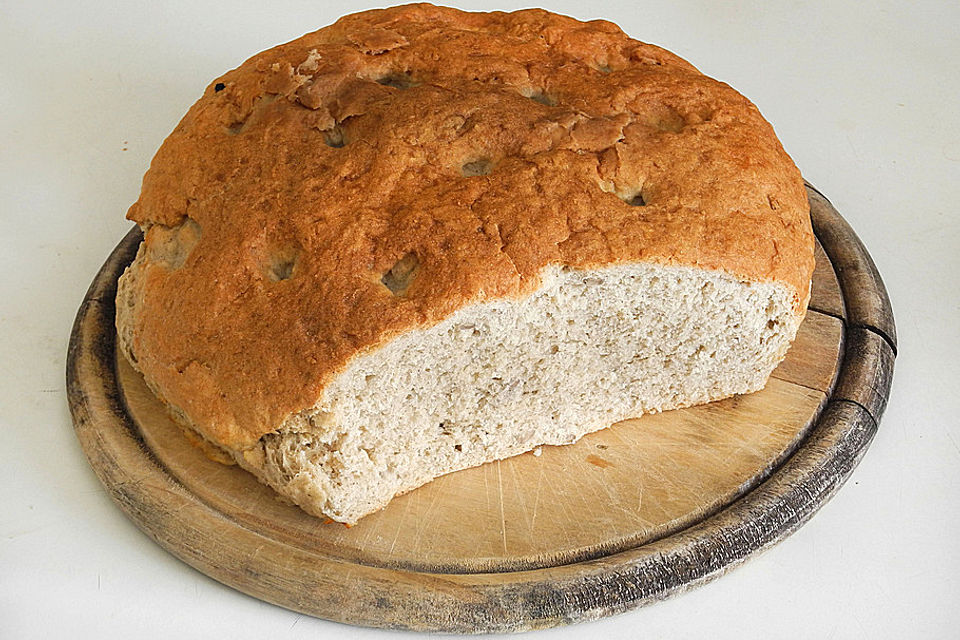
left=66, top=184, right=895, bottom=633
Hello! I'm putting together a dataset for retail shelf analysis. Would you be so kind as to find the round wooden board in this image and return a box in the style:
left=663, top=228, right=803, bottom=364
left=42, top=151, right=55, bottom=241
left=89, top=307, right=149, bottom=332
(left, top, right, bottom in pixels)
left=67, top=185, right=895, bottom=632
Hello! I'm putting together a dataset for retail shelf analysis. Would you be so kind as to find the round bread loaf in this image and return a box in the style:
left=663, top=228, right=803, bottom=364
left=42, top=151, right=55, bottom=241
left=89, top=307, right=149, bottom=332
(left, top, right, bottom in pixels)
left=117, top=4, right=814, bottom=523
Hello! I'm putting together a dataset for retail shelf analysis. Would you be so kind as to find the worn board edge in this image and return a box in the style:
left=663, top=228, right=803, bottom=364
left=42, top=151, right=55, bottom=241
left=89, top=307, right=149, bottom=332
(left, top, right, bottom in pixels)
left=806, top=182, right=897, bottom=354
left=66, top=184, right=896, bottom=633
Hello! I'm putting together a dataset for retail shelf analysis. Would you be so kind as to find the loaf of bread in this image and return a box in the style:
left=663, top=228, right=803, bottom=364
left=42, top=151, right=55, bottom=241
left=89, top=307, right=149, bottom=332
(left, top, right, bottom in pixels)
left=116, top=4, right=814, bottom=524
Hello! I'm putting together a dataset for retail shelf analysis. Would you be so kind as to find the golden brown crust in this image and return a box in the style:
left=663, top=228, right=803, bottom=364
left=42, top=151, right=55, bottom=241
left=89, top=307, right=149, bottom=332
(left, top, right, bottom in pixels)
left=124, top=3, right=814, bottom=449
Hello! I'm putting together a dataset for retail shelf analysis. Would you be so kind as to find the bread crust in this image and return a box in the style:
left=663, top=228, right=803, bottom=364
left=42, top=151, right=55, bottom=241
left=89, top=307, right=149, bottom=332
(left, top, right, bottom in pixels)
left=120, top=3, right=814, bottom=450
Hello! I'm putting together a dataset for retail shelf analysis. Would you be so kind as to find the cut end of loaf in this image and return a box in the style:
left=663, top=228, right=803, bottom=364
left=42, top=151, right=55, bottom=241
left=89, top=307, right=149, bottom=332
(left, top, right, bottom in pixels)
left=231, top=262, right=801, bottom=524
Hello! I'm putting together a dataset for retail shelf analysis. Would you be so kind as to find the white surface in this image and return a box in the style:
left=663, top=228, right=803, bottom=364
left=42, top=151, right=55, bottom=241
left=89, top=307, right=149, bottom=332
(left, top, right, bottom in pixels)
left=1, top=1, right=958, bottom=637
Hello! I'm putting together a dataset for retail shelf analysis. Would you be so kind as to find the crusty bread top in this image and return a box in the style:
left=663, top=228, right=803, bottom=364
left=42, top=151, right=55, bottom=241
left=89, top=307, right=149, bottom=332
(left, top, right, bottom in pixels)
left=124, top=3, right=814, bottom=450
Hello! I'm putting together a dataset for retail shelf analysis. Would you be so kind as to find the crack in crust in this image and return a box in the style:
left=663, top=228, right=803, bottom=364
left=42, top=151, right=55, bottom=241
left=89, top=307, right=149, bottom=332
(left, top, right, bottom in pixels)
left=120, top=4, right=813, bottom=450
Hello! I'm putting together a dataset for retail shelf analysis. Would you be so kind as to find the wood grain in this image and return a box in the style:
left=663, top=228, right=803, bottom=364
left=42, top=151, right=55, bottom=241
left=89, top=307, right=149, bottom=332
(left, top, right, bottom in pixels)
left=770, top=310, right=843, bottom=393
left=67, top=184, right=895, bottom=632
left=810, top=237, right=845, bottom=319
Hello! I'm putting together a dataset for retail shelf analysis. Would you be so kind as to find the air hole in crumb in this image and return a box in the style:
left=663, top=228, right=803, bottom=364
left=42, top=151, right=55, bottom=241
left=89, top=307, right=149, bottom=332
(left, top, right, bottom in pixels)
left=323, top=125, right=346, bottom=148
left=376, top=72, right=418, bottom=90
left=454, top=444, right=463, bottom=452
left=227, top=121, right=246, bottom=135
left=624, top=192, right=646, bottom=206
left=381, top=252, right=420, bottom=295
left=214, top=82, right=226, bottom=92
left=461, top=158, right=493, bottom=176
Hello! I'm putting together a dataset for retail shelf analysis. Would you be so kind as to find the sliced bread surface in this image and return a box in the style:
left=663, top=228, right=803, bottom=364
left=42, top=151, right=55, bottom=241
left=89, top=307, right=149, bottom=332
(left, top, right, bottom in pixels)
left=234, top=262, right=799, bottom=523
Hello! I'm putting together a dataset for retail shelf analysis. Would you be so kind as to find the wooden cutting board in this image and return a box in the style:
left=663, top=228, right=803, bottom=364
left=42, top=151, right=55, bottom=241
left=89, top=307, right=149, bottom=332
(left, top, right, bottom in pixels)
left=67, top=184, right=895, bottom=632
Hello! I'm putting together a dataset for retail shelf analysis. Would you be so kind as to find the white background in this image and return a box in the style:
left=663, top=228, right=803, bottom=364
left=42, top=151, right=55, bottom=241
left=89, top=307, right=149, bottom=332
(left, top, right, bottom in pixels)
left=2, top=1, right=958, bottom=637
